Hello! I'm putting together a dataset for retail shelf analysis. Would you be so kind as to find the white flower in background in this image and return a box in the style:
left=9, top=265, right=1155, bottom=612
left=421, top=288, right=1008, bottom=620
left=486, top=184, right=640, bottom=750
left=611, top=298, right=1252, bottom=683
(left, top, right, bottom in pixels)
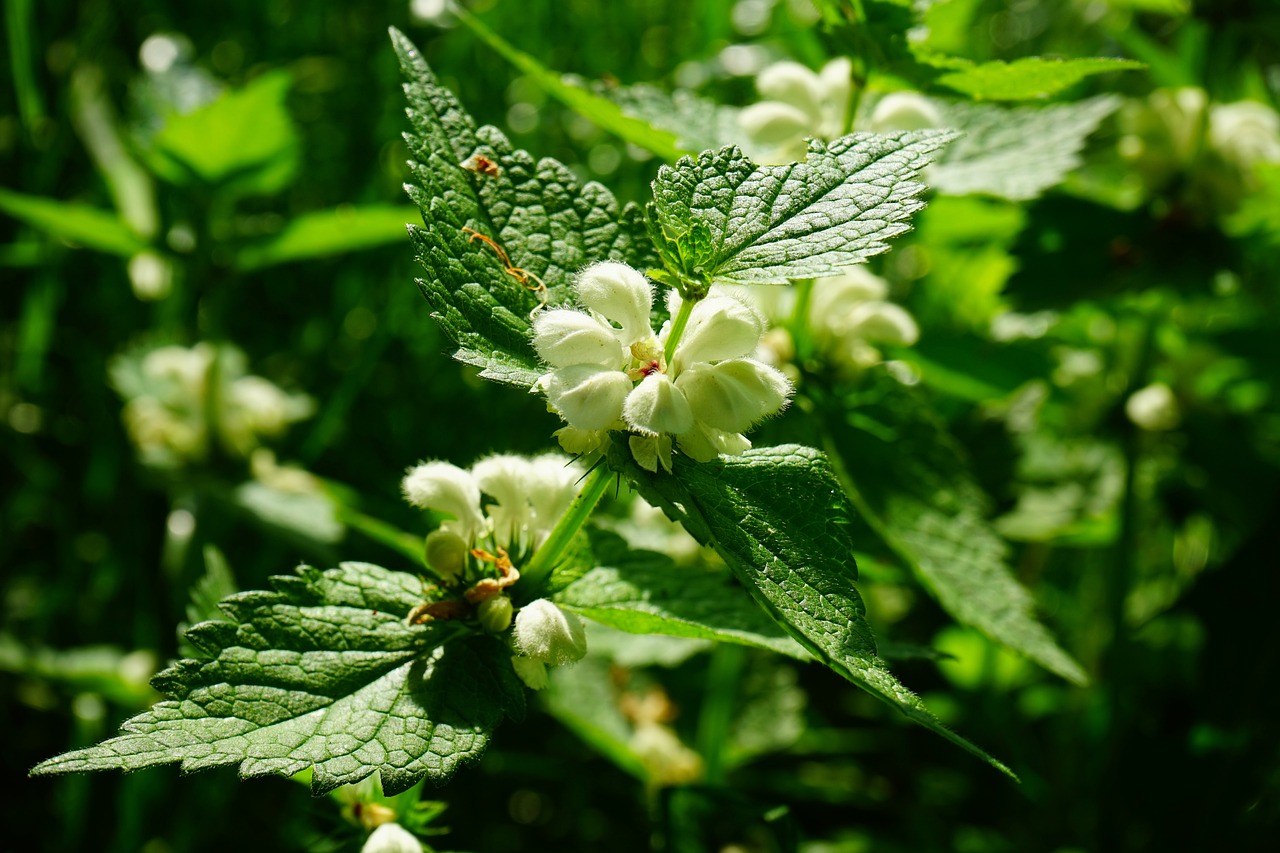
left=361, top=822, right=422, bottom=853
left=737, top=267, right=920, bottom=375
left=111, top=342, right=312, bottom=469
left=532, top=262, right=791, bottom=473
left=1125, top=382, right=1180, bottom=432
left=1208, top=100, right=1280, bottom=170
left=739, top=58, right=852, bottom=163
left=866, top=91, right=944, bottom=133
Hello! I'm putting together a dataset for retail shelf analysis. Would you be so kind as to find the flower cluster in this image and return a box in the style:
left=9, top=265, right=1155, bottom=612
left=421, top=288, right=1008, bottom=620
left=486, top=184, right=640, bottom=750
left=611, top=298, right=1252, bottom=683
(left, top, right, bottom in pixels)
left=735, top=266, right=920, bottom=377
left=110, top=342, right=313, bottom=469
left=738, top=58, right=944, bottom=164
left=401, top=453, right=589, bottom=689
left=1120, top=87, right=1280, bottom=213
left=531, top=262, right=792, bottom=473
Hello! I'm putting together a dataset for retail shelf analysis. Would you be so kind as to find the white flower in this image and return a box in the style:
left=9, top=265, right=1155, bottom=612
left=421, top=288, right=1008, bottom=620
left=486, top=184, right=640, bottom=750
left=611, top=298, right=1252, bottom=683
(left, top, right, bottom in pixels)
left=1209, top=100, right=1280, bottom=170
left=361, top=822, right=422, bottom=853
left=511, top=599, right=588, bottom=665
left=533, top=263, right=792, bottom=472
left=867, top=92, right=943, bottom=133
left=739, top=58, right=852, bottom=164
left=402, top=461, right=488, bottom=543
left=511, top=655, right=549, bottom=690
left=402, top=453, right=583, bottom=553
left=1125, top=382, right=1180, bottom=432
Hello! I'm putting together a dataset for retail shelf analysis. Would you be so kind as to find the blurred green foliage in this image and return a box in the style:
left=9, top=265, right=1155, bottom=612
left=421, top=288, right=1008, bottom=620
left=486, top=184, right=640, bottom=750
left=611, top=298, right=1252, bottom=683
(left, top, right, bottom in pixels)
left=4, top=0, right=1280, bottom=851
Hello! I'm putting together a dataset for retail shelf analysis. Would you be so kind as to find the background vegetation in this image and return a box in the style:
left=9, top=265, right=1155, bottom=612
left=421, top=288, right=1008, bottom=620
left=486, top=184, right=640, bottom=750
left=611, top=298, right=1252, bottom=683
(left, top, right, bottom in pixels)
left=4, top=0, right=1279, bottom=850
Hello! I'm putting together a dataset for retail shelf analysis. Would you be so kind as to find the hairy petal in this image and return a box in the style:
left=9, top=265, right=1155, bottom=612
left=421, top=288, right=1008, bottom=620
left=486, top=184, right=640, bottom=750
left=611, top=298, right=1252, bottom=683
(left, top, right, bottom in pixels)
left=677, top=359, right=791, bottom=433
left=532, top=309, right=626, bottom=369
left=573, top=261, right=655, bottom=345
left=671, top=293, right=764, bottom=370
left=401, top=461, right=487, bottom=542
left=545, top=365, right=632, bottom=430
left=624, top=373, right=695, bottom=436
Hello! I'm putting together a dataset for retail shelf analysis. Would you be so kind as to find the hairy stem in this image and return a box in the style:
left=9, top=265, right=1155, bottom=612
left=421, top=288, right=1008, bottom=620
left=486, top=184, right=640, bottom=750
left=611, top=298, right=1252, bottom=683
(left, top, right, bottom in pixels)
left=519, top=460, right=612, bottom=596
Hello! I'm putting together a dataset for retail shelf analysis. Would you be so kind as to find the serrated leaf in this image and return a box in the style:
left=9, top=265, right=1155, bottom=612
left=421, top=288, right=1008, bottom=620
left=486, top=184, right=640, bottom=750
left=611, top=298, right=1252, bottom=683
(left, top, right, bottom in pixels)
left=31, top=562, right=525, bottom=795
left=454, top=8, right=687, bottom=163
left=646, top=133, right=956, bottom=287
left=822, top=373, right=1088, bottom=686
left=236, top=205, right=416, bottom=271
left=391, top=27, right=658, bottom=388
left=0, top=187, right=148, bottom=256
left=555, top=529, right=807, bottom=659
left=931, top=96, right=1121, bottom=201
left=931, top=57, right=1144, bottom=101
left=607, top=441, right=1014, bottom=778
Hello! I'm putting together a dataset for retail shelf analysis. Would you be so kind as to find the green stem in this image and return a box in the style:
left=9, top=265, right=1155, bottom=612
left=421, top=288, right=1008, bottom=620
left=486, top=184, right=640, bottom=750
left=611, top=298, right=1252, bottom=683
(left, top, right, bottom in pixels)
left=662, top=294, right=697, bottom=366
left=519, top=460, right=612, bottom=597
left=790, top=278, right=815, bottom=363
left=696, top=643, right=747, bottom=786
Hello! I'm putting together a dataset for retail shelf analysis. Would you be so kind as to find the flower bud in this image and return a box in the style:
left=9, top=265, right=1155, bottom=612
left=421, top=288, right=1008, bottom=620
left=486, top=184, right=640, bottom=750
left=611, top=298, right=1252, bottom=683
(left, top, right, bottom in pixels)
left=424, top=530, right=467, bottom=582
left=361, top=822, right=421, bottom=853
left=478, top=596, right=514, bottom=633
left=512, top=599, right=587, bottom=665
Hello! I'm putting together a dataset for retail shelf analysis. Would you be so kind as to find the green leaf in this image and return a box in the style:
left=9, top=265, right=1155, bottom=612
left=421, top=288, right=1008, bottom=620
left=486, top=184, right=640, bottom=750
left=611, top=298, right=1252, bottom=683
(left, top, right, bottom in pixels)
left=30, top=562, right=525, bottom=795
left=0, top=187, right=148, bottom=257
left=454, top=8, right=687, bottom=163
left=555, top=529, right=807, bottom=659
left=392, top=27, right=658, bottom=388
left=607, top=441, right=1015, bottom=778
left=148, top=70, right=299, bottom=196
left=931, top=96, right=1121, bottom=201
left=236, top=206, right=417, bottom=271
left=931, top=57, right=1144, bottom=102
left=821, top=373, right=1088, bottom=686
left=646, top=133, right=957, bottom=288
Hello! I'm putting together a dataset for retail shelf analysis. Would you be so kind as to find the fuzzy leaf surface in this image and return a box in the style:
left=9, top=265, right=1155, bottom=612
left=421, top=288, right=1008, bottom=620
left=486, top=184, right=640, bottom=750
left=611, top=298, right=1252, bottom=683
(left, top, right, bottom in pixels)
left=556, top=529, right=807, bottom=658
left=608, top=442, right=1013, bottom=777
left=824, top=373, right=1087, bottom=685
left=646, top=133, right=956, bottom=287
left=30, top=562, right=525, bottom=795
left=392, top=28, right=657, bottom=387
left=931, top=96, right=1121, bottom=201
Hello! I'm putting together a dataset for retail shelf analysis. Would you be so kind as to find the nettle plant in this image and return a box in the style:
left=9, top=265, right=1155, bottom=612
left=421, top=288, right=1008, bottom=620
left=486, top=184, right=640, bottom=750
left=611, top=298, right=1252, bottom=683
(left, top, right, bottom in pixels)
left=32, top=26, right=1101, bottom=825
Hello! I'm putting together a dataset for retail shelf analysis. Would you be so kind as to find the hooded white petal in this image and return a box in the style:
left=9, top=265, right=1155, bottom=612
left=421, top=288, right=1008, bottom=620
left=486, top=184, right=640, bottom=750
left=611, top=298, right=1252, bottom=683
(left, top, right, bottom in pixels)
left=867, top=92, right=943, bottom=133
left=816, top=57, right=853, bottom=137
left=473, top=454, right=535, bottom=548
left=401, top=461, right=486, bottom=542
left=573, top=261, right=655, bottom=344
left=629, top=433, right=674, bottom=474
left=669, top=293, right=764, bottom=370
left=738, top=101, right=815, bottom=148
left=755, top=61, right=824, bottom=124
left=512, top=599, right=588, bottom=665
left=532, top=309, right=625, bottom=369
left=845, top=302, right=920, bottom=346
left=624, top=373, right=694, bottom=436
left=553, top=425, right=606, bottom=455
left=545, top=364, right=632, bottom=430
left=676, top=359, right=791, bottom=433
